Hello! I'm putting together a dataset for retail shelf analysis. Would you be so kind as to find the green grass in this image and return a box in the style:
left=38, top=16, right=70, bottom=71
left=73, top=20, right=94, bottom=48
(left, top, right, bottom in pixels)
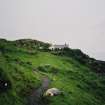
left=0, top=39, right=105, bottom=105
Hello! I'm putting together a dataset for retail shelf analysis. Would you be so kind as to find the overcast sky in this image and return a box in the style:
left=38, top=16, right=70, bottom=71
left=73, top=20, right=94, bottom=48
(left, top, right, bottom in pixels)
left=0, top=0, right=105, bottom=60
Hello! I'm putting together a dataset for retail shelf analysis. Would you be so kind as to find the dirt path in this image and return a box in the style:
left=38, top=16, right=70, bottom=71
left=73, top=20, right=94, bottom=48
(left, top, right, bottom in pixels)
left=28, top=77, right=51, bottom=105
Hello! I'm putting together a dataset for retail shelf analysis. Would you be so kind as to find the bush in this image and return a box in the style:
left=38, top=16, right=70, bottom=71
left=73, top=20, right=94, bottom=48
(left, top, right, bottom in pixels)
left=0, top=68, right=12, bottom=93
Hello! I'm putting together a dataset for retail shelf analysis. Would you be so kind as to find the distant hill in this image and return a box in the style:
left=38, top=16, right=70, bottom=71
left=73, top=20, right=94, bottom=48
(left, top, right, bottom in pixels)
left=0, top=38, right=105, bottom=105
left=13, top=39, right=50, bottom=49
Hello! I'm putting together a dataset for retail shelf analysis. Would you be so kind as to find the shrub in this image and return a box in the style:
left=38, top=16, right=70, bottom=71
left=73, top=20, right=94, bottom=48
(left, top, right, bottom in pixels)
left=0, top=68, right=12, bottom=93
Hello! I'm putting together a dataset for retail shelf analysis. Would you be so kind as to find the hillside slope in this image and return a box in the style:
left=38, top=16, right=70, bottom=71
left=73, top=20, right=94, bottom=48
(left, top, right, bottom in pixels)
left=0, top=39, right=105, bottom=105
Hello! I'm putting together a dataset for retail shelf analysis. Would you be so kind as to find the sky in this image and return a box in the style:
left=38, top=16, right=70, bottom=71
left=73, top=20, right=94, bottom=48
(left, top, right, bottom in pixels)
left=0, top=0, right=105, bottom=60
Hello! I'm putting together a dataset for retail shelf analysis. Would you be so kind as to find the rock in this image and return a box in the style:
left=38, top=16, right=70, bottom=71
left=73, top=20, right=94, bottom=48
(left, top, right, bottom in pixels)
left=44, top=88, right=61, bottom=96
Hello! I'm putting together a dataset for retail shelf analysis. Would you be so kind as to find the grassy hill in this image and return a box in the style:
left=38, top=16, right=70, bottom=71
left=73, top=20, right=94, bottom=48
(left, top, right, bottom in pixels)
left=0, top=38, right=105, bottom=105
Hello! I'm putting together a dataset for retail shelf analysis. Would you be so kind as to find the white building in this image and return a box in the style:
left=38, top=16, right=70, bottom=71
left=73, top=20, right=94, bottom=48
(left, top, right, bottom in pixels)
left=49, top=43, right=69, bottom=50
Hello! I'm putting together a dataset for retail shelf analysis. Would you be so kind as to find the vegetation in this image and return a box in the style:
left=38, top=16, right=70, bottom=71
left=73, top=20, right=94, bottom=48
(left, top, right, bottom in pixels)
left=0, top=38, right=105, bottom=105
left=51, top=47, right=105, bottom=73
